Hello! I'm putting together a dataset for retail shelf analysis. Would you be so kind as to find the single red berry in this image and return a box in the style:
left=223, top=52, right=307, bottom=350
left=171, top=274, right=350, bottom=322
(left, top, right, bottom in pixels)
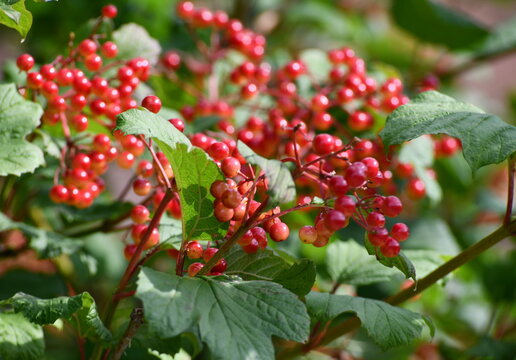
left=313, top=112, right=334, bottom=131
left=26, top=72, right=44, bottom=89
left=133, top=178, right=152, bottom=196
left=312, top=134, right=335, bottom=155
left=131, top=205, right=150, bottom=224
left=382, top=196, right=403, bottom=217
left=186, top=241, right=204, bottom=259
left=85, top=54, right=103, bottom=72
left=137, top=160, right=154, bottom=178
left=333, top=196, right=356, bottom=217
left=242, top=238, right=259, bottom=254
left=221, top=157, right=241, bottom=178
left=208, top=142, right=230, bottom=161
left=299, top=226, right=317, bottom=244
left=93, top=134, right=111, bottom=153
left=56, top=68, right=74, bottom=86
left=162, top=51, right=181, bottom=70
left=101, top=4, right=118, bottom=18
left=380, top=238, right=400, bottom=258
left=221, top=189, right=242, bottom=209
left=348, top=111, right=373, bottom=131
left=168, top=118, right=185, bottom=132
left=214, top=203, right=234, bottom=222
left=101, top=41, right=118, bottom=58
left=71, top=153, right=91, bottom=170
left=362, top=157, right=380, bottom=178
left=311, top=94, right=330, bottom=112
left=70, top=114, right=88, bottom=132
left=210, top=180, right=229, bottom=199
left=329, top=176, right=349, bottom=197
left=407, top=178, right=426, bottom=200
left=269, top=222, right=290, bottom=242
left=203, top=247, right=218, bottom=262
left=368, top=227, right=389, bottom=246
left=124, top=244, right=138, bottom=261
left=40, top=64, right=56, bottom=80
left=366, top=212, right=386, bottom=228
left=78, top=39, right=97, bottom=56
left=188, top=262, right=204, bottom=277
left=16, top=54, right=34, bottom=71
left=391, top=223, right=410, bottom=242
left=324, top=210, right=347, bottom=232
left=117, top=151, right=135, bottom=169
left=142, top=95, right=162, bottom=113
left=345, top=162, right=367, bottom=188
left=50, top=185, right=69, bottom=203
left=211, top=258, right=227, bottom=273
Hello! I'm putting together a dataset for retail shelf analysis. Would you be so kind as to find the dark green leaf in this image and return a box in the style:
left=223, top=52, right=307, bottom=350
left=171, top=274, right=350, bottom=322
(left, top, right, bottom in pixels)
left=224, top=246, right=316, bottom=296
left=237, top=141, right=296, bottom=207
left=113, top=23, right=161, bottom=65
left=116, top=108, right=227, bottom=242
left=380, top=91, right=516, bottom=173
left=0, top=84, right=44, bottom=176
left=0, top=1, right=32, bottom=40
left=391, top=0, right=488, bottom=49
left=0, top=313, right=44, bottom=360
left=475, top=16, right=516, bottom=59
left=364, top=233, right=416, bottom=280
left=327, top=240, right=399, bottom=286
left=134, top=325, right=201, bottom=359
left=136, top=268, right=310, bottom=360
left=3, top=292, right=112, bottom=342
left=306, top=292, right=433, bottom=350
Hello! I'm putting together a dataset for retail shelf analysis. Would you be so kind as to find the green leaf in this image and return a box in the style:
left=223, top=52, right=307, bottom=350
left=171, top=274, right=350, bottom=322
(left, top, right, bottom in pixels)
left=390, top=0, right=489, bottom=50
left=136, top=268, right=310, bottom=360
left=327, top=240, right=399, bottom=286
left=0, top=212, right=84, bottom=258
left=299, top=49, right=332, bottom=81
left=224, top=246, right=316, bottom=296
left=237, top=141, right=296, bottom=207
left=380, top=91, right=516, bottom=173
left=113, top=23, right=161, bottom=65
left=158, top=214, right=182, bottom=250
left=399, top=136, right=442, bottom=204
left=134, top=325, right=201, bottom=359
left=0, top=84, right=44, bottom=176
left=0, top=313, right=44, bottom=360
left=474, top=16, right=516, bottom=59
left=3, top=292, right=112, bottom=342
left=306, top=292, right=433, bottom=350
left=403, top=250, right=445, bottom=279
left=364, top=233, right=416, bottom=281
left=116, top=108, right=227, bottom=242
left=0, top=1, right=32, bottom=40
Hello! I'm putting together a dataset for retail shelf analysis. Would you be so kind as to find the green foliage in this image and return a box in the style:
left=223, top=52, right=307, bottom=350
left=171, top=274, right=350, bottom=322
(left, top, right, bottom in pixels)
left=0, top=1, right=32, bottom=40
left=2, top=292, right=112, bottom=342
left=0, top=313, right=44, bottom=360
left=0, top=84, right=44, bottom=176
left=380, top=91, right=516, bottom=173
left=112, top=23, right=162, bottom=64
left=390, top=0, right=489, bottom=49
left=474, top=16, right=516, bottom=58
left=136, top=267, right=310, bottom=360
left=116, top=108, right=228, bottom=242
left=237, top=141, right=296, bottom=207
left=306, top=292, right=433, bottom=350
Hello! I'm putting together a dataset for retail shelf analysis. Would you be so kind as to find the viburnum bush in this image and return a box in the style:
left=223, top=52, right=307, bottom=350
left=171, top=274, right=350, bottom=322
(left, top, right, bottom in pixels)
left=0, top=2, right=515, bottom=360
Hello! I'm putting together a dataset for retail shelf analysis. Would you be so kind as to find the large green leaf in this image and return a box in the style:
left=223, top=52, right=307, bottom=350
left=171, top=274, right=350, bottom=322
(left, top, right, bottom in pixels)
left=390, top=0, right=488, bottom=50
left=398, top=136, right=442, bottom=204
left=224, top=246, right=316, bottom=296
left=116, top=108, right=227, bottom=242
left=0, top=313, right=44, bottom=360
left=327, top=240, right=399, bottom=286
left=0, top=84, right=44, bottom=176
left=113, top=23, right=161, bottom=65
left=364, top=233, right=416, bottom=281
left=380, top=91, right=516, bottom=173
left=136, top=268, right=310, bottom=360
left=237, top=141, right=296, bottom=207
left=0, top=1, right=32, bottom=40
left=474, top=16, right=516, bottom=59
left=2, top=292, right=112, bottom=342
left=0, top=212, right=84, bottom=258
left=306, top=292, right=433, bottom=350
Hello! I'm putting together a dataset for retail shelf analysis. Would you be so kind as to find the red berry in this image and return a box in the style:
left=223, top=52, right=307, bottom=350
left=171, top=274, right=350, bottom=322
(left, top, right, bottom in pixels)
left=101, top=4, right=117, bottom=18
left=313, top=112, right=334, bottom=131
left=381, top=238, right=400, bottom=258
left=137, top=160, right=154, bottom=177
left=242, top=238, right=259, bottom=254
left=188, top=262, right=204, bottom=277
left=124, top=244, right=138, bottom=261
left=366, top=212, right=386, bottom=227
left=269, top=222, right=289, bottom=242
left=162, top=51, right=181, bottom=70
left=142, top=95, right=162, bottom=113
left=311, top=94, right=330, bottom=112
left=348, top=111, right=373, bottom=131
left=117, top=151, right=135, bottom=169
left=78, top=39, right=97, bottom=56
left=334, top=196, right=355, bottom=217
left=329, top=176, right=349, bottom=197
left=210, top=180, right=229, bottom=199
left=211, top=258, right=227, bottom=273
left=71, top=153, right=91, bottom=170
left=131, top=205, right=150, bottom=224
left=208, top=142, right=230, bottom=161
left=214, top=203, right=234, bottom=222
left=324, top=210, right=347, bottom=232
left=221, top=157, right=241, bottom=178
left=56, top=68, right=74, bottom=86
left=101, top=41, right=118, bottom=58
left=26, top=72, right=44, bottom=89
left=368, top=227, right=388, bottom=246
left=133, top=178, right=152, bottom=196
left=40, top=65, right=56, bottom=80
left=93, top=134, right=111, bottom=152
left=362, top=157, right=380, bottom=178
left=168, top=118, right=185, bottom=132
left=299, top=226, right=317, bottom=244
left=345, top=162, right=367, bottom=188
left=203, top=247, right=218, bottom=262
left=312, top=134, right=335, bottom=155
left=382, top=196, right=403, bottom=217
left=85, top=54, right=103, bottom=72
left=186, top=241, right=204, bottom=259
left=221, top=189, right=242, bottom=209
left=50, top=185, right=69, bottom=203
left=16, top=54, right=34, bottom=71
left=407, top=178, right=426, bottom=200
left=391, top=223, right=410, bottom=242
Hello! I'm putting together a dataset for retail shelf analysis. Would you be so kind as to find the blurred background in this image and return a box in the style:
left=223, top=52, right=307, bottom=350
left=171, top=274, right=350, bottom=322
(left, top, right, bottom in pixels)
left=1, top=1, right=516, bottom=359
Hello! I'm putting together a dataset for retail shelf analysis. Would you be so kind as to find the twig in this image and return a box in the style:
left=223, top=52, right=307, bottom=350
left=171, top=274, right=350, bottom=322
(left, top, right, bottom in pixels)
left=111, top=308, right=144, bottom=360
left=504, top=157, right=515, bottom=226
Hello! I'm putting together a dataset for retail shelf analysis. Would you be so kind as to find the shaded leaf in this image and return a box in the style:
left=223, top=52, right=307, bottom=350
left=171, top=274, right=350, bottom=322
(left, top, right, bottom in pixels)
left=136, top=268, right=310, bottom=360
left=0, top=313, right=44, bottom=360
left=475, top=16, right=516, bottom=59
left=237, top=141, right=296, bottom=207
left=391, top=0, right=488, bottom=49
left=306, top=292, right=433, bottom=350
left=113, top=23, right=161, bottom=65
left=0, top=84, right=44, bottom=176
left=380, top=91, right=516, bottom=172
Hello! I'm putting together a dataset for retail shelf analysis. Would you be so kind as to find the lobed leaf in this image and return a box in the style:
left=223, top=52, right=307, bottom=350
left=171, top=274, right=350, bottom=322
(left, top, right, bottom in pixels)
left=306, top=292, right=433, bottom=350
left=0, top=84, right=44, bottom=176
left=136, top=268, right=310, bottom=360
left=116, top=108, right=227, bottom=242
left=380, top=91, right=516, bottom=173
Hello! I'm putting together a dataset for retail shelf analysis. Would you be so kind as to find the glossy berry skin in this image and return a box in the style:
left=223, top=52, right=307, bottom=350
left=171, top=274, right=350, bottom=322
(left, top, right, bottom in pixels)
left=345, top=163, right=367, bottom=188
left=269, top=222, right=289, bottom=242
left=168, top=118, right=185, bottom=132
left=348, top=111, right=374, bottom=131
left=299, top=226, right=317, bottom=244
left=102, top=4, right=118, bottom=18
left=214, top=203, right=234, bottom=222
left=203, top=247, right=218, bottom=262
left=16, top=54, right=34, bottom=71
left=312, top=134, right=335, bottom=155
left=381, top=238, right=400, bottom=258
left=221, top=157, right=241, bottom=178
left=329, top=176, right=349, bottom=197
left=124, top=244, right=138, bottom=261
left=117, top=151, right=135, bottom=169
left=101, top=41, right=118, bottom=58
left=391, top=223, right=410, bottom=242
left=366, top=212, right=386, bottom=228
left=186, top=241, right=204, bottom=259
left=324, top=210, right=347, bottom=232
left=221, top=189, right=242, bottom=209
left=142, top=95, right=162, bottom=113
left=78, top=39, right=97, bottom=56
left=368, top=227, right=389, bottom=246
left=133, top=179, right=151, bottom=196
left=242, top=239, right=259, bottom=254
left=407, top=178, right=426, bottom=200
left=208, top=142, right=230, bottom=161
left=188, top=262, right=204, bottom=277
left=130, top=205, right=150, bottom=224
left=334, top=196, right=356, bottom=217
left=382, top=196, right=403, bottom=217
left=210, top=180, right=229, bottom=199
left=162, top=51, right=181, bottom=70
left=211, top=258, right=227, bottom=273
left=50, top=185, right=69, bottom=203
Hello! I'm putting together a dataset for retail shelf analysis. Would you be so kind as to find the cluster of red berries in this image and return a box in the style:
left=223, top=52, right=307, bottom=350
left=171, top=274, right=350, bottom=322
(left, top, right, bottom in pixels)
left=184, top=242, right=228, bottom=276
